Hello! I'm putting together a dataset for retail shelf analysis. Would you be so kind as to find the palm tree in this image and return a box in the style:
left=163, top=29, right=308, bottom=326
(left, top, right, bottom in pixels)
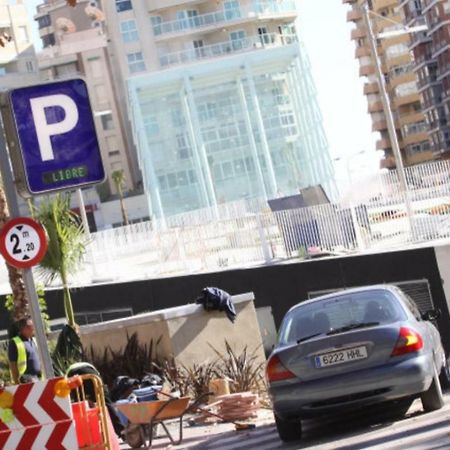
left=0, top=186, right=28, bottom=321
left=35, top=194, right=87, bottom=327
left=112, top=169, right=129, bottom=226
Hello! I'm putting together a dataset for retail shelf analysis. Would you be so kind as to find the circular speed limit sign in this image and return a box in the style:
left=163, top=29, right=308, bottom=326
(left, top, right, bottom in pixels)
left=0, top=217, right=48, bottom=269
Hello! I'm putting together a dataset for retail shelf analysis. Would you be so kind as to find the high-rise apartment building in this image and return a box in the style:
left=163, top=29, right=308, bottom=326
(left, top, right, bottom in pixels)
left=0, top=0, right=38, bottom=89
left=34, top=0, right=138, bottom=197
left=399, top=0, right=450, bottom=157
left=100, top=0, right=336, bottom=220
left=345, top=0, right=432, bottom=168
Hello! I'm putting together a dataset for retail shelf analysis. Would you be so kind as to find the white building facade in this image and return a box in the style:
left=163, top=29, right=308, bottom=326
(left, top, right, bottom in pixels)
left=102, top=0, right=336, bottom=220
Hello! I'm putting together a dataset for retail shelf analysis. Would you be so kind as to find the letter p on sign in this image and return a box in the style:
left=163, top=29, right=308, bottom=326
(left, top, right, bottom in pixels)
left=6, top=78, right=105, bottom=195
left=30, top=94, right=79, bottom=161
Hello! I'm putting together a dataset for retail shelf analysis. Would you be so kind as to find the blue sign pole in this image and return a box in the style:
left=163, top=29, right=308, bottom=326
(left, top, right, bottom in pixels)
left=9, top=78, right=105, bottom=195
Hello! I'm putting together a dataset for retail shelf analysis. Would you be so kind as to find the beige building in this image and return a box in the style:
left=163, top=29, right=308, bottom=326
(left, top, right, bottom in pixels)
left=0, top=0, right=38, bottom=89
left=35, top=0, right=138, bottom=197
left=345, top=0, right=432, bottom=168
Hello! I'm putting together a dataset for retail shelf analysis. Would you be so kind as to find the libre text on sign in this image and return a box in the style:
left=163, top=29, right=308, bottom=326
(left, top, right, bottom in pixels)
left=7, top=78, right=105, bottom=195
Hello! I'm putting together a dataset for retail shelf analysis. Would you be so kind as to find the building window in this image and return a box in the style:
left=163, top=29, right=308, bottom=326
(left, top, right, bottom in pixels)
left=150, top=16, right=162, bottom=36
left=115, top=0, right=132, bottom=13
left=230, top=30, right=246, bottom=50
left=37, top=15, right=51, bottom=29
left=144, top=115, right=159, bottom=136
left=127, top=52, right=146, bottom=74
left=42, top=33, right=55, bottom=48
left=120, top=19, right=138, bottom=43
left=176, top=133, right=191, bottom=159
left=108, top=150, right=121, bottom=157
left=101, top=113, right=114, bottom=130
left=26, top=61, right=34, bottom=72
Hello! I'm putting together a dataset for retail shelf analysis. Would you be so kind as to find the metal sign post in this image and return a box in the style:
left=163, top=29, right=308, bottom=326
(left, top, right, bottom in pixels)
left=0, top=122, right=54, bottom=379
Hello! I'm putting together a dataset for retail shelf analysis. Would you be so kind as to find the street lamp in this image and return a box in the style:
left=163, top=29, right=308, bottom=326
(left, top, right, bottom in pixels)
left=362, top=4, right=426, bottom=239
left=333, top=150, right=367, bottom=186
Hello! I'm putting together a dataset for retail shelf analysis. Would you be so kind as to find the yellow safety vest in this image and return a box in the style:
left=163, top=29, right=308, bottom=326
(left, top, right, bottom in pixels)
left=12, top=336, right=27, bottom=377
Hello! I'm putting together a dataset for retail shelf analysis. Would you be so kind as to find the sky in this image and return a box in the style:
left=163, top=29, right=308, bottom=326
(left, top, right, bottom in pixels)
left=25, top=0, right=381, bottom=193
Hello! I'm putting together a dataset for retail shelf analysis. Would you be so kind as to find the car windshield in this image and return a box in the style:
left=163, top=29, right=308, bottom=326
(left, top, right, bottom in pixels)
left=278, top=289, right=407, bottom=345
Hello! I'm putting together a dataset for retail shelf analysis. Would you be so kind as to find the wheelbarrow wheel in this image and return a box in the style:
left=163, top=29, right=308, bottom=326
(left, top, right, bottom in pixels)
left=124, top=423, right=145, bottom=449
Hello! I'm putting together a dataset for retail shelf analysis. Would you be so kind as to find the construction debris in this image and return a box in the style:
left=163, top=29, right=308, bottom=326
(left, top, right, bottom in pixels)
left=193, top=392, right=259, bottom=424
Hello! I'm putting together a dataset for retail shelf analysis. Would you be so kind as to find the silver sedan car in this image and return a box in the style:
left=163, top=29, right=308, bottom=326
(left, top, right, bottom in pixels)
left=267, top=285, right=450, bottom=442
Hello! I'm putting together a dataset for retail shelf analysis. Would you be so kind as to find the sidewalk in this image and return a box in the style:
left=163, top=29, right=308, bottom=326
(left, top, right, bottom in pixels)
left=119, top=408, right=275, bottom=449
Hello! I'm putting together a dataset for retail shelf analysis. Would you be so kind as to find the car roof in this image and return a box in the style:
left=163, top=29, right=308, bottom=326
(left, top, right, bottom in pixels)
left=286, top=284, right=402, bottom=315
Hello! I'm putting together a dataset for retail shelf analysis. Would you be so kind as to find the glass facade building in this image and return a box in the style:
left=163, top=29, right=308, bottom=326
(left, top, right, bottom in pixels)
left=129, top=41, right=336, bottom=219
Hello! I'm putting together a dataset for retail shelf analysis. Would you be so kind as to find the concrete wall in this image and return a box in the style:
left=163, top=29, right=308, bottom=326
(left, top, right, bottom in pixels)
left=79, top=293, right=266, bottom=368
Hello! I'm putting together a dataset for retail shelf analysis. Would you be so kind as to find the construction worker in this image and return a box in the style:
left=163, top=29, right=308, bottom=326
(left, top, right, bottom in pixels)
left=8, top=317, right=41, bottom=384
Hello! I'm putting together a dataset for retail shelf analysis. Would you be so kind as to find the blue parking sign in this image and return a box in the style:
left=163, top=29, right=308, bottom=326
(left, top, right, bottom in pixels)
left=9, top=78, right=105, bottom=195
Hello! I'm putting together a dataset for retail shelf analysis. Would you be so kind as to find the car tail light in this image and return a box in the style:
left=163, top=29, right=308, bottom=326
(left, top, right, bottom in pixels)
left=391, top=327, right=424, bottom=357
left=266, top=354, right=296, bottom=383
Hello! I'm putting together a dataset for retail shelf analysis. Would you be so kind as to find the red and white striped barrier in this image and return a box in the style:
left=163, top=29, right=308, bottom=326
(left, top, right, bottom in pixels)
left=0, top=378, right=78, bottom=450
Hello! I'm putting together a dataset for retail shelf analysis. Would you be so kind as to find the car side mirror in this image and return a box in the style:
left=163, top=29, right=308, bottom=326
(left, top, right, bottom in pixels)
left=421, top=309, right=441, bottom=321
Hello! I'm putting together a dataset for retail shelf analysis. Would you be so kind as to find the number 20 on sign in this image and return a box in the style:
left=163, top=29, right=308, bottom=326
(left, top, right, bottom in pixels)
left=0, top=217, right=48, bottom=269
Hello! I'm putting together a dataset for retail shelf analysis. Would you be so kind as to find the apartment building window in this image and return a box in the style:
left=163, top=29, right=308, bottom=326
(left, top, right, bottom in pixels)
left=42, top=33, right=55, bottom=48
left=230, top=30, right=246, bottom=50
left=120, top=19, right=138, bottom=43
left=127, top=52, right=146, bottom=74
left=26, top=61, right=34, bottom=72
left=385, top=43, right=409, bottom=59
left=150, top=16, right=162, bottom=36
left=176, top=10, right=199, bottom=29
left=108, top=150, right=121, bottom=157
left=37, top=15, right=51, bottom=29
left=115, top=0, right=132, bottom=13
left=395, top=81, right=418, bottom=97
left=144, top=115, right=159, bottom=136
left=224, top=0, right=240, bottom=20
left=101, top=113, right=114, bottom=130
left=176, top=133, right=192, bottom=159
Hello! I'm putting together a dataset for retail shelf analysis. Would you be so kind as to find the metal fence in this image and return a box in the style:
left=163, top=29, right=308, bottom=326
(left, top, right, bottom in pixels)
left=82, top=160, right=450, bottom=282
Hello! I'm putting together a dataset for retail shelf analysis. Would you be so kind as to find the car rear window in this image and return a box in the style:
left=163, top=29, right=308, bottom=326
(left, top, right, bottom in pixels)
left=279, top=289, right=407, bottom=345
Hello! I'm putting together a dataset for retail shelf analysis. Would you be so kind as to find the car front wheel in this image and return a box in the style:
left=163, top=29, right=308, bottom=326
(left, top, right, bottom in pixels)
left=274, top=414, right=302, bottom=442
left=421, top=365, right=445, bottom=412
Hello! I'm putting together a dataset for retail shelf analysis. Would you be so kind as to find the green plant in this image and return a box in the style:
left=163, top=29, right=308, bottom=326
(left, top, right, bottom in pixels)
left=35, top=193, right=88, bottom=327
left=111, top=169, right=129, bottom=226
left=211, top=340, right=265, bottom=394
left=86, top=333, right=163, bottom=387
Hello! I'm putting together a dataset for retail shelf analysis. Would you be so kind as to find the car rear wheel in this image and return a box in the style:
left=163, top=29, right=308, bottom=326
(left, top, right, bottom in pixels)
left=274, top=414, right=302, bottom=442
left=439, top=357, right=450, bottom=390
left=421, top=365, right=445, bottom=412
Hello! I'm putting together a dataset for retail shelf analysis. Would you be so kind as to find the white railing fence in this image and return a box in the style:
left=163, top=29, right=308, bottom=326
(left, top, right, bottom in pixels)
left=84, top=160, right=450, bottom=281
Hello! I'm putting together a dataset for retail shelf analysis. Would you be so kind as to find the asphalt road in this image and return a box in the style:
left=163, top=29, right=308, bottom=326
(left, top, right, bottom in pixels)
left=120, top=392, right=450, bottom=449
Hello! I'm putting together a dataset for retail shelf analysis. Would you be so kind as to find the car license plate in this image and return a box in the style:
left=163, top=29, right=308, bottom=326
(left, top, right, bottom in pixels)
left=315, top=346, right=368, bottom=368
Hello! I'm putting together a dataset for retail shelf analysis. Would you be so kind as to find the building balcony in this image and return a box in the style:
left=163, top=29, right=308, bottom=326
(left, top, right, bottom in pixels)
left=152, top=1, right=297, bottom=40
left=373, top=119, right=388, bottom=132
left=159, top=33, right=297, bottom=68
left=359, top=64, right=375, bottom=76
left=355, top=46, right=371, bottom=58
left=393, top=92, right=420, bottom=108
left=347, top=9, right=362, bottom=22
left=380, top=155, right=396, bottom=169
left=374, top=0, right=398, bottom=10
left=351, top=27, right=367, bottom=40
left=368, top=101, right=384, bottom=113
left=376, top=138, right=391, bottom=150
left=402, top=131, right=429, bottom=146
left=364, top=82, right=379, bottom=94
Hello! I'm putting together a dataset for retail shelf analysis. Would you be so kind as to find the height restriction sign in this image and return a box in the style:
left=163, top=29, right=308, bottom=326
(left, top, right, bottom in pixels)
left=0, top=217, right=48, bottom=269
